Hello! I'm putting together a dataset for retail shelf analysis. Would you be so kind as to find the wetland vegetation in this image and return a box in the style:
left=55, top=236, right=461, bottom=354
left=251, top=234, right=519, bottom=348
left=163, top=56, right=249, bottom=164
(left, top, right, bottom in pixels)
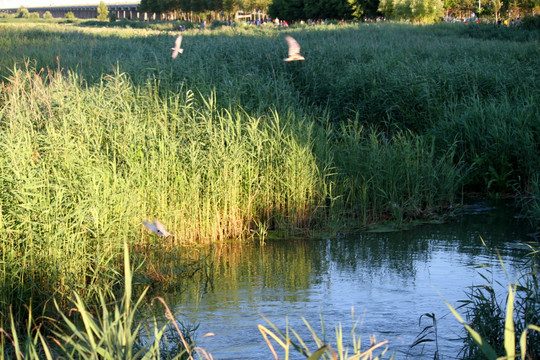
left=0, top=17, right=538, bottom=358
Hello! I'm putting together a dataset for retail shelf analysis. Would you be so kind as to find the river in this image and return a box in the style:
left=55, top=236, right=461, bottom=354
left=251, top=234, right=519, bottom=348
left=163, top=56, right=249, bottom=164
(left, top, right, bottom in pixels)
left=164, top=200, right=535, bottom=359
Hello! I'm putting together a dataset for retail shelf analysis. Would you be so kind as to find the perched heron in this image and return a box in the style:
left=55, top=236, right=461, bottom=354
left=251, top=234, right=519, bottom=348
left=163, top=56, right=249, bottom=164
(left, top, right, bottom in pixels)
left=143, top=219, right=174, bottom=237
left=171, top=35, right=184, bottom=59
left=284, top=35, right=305, bottom=62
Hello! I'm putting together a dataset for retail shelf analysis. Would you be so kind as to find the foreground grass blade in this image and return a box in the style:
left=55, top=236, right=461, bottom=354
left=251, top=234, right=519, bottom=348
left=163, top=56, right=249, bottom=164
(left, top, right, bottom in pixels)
left=444, top=299, right=498, bottom=359
left=258, top=324, right=290, bottom=360
left=519, top=325, right=540, bottom=360
left=307, top=345, right=328, bottom=360
left=504, top=284, right=515, bottom=359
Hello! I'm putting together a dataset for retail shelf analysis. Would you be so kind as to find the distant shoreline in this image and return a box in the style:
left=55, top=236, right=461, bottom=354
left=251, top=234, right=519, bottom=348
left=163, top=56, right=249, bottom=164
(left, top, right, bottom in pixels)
left=0, top=1, right=139, bottom=10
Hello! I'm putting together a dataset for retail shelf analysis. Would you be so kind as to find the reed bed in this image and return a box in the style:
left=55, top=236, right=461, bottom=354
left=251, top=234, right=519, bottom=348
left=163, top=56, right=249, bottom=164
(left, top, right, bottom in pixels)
left=448, top=242, right=540, bottom=359
left=0, top=20, right=538, bottom=343
left=0, top=66, right=323, bottom=319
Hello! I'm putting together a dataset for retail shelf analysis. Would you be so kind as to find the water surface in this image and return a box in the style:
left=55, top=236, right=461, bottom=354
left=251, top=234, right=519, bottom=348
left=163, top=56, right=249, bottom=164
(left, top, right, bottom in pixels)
left=169, top=201, right=534, bottom=359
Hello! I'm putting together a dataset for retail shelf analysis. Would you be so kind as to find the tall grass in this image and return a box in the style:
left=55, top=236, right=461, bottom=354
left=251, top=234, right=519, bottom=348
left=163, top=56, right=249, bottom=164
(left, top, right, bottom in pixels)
left=446, top=242, right=540, bottom=359
left=0, top=20, right=538, bottom=338
left=0, top=243, right=205, bottom=359
left=322, top=120, right=465, bottom=225
left=258, top=311, right=390, bottom=359
left=0, top=65, right=326, bottom=320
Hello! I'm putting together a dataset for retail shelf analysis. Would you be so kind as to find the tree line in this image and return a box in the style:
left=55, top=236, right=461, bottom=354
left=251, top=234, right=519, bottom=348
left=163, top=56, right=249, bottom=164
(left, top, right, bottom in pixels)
left=139, top=0, right=538, bottom=23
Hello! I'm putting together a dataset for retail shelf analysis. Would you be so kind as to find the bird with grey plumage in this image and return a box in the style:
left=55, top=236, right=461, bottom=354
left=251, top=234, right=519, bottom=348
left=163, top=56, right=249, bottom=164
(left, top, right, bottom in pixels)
left=284, top=35, right=305, bottom=62
left=171, top=35, right=184, bottom=59
left=143, top=219, right=174, bottom=237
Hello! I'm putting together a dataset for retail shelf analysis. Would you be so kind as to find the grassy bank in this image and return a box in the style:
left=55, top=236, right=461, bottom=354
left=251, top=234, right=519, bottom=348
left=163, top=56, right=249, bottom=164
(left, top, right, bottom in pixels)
left=0, top=20, right=538, bottom=339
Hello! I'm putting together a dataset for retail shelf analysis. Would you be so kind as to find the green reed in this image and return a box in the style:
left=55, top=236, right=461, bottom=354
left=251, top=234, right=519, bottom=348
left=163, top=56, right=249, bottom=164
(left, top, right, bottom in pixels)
left=0, top=64, right=324, bottom=320
left=430, top=95, right=540, bottom=196
left=259, top=311, right=390, bottom=359
left=446, top=241, right=540, bottom=360
left=0, top=20, right=538, bottom=332
left=0, top=243, right=204, bottom=360
left=520, top=175, right=540, bottom=232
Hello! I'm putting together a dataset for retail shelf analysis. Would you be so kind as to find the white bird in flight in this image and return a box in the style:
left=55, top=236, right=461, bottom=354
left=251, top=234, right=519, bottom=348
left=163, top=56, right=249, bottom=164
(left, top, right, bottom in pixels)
left=143, top=219, right=174, bottom=237
left=171, top=35, right=184, bottom=59
left=284, top=35, right=305, bottom=62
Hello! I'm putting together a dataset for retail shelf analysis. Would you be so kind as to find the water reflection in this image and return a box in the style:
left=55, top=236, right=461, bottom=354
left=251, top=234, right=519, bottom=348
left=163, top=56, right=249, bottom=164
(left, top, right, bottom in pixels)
left=169, top=201, right=533, bottom=359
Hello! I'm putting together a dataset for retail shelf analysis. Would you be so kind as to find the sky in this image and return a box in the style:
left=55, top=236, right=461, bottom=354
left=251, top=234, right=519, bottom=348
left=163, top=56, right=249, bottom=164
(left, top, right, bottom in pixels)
left=0, top=0, right=138, bottom=9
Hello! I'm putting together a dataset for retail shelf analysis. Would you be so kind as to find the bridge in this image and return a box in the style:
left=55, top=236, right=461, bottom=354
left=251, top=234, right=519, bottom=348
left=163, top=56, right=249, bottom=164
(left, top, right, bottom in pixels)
left=0, top=2, right=166, bottom=21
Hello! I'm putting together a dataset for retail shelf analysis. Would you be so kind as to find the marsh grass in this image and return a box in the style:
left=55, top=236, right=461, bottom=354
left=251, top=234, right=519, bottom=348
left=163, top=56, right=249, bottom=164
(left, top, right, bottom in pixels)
left=410, top=313, right=440, bottom=359
left=259, top=311, right=390, bottom=359
left=0, top=243, right=206, bottom=360
left=0, top=20, right=538, bottom=342
left=0, top=64, right=325, bottom=322
left=446, top=242, right=540, bottom=359
left=324, top=121, right=465, bottom=226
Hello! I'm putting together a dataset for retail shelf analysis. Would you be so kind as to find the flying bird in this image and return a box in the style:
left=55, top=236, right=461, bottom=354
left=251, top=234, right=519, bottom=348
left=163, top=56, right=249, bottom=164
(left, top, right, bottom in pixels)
left=284, top=35, right=305, bottom=62
left=171, top=35, right=184, bottom=59
left=143, top=219, right=174, bottom=237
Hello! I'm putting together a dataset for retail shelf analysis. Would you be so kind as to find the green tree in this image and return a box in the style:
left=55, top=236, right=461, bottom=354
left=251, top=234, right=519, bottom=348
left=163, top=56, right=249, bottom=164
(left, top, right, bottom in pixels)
left=454, top=0, right=476, bottom=14
left=65, top=11, right=76, bottom=19
left=518, top=0, right=538, bottom=13
left=304, top=0, right=353, bottom=19
left=394, top=0, right=414, bottom=18
left=43, top=10, right=53, bottom=19
left=268, top=0, right=305, bottom=20
left=15, top=6, right=30, bottom=18
left=412, top=0, right=444, bottom=21
left=350, top=0, right=381, bottom=18
left=492, top=0, right=503, bottom=20
left=380, top=0, right=443, bottom=21
left=223, top=0, right=237, bottom=14
left=239, top=0, right=272, bottom=10
left=269, top=0, right=354, bottom=20
left=98, top=1, right=110, bottom=20
left=378, top=0, right=395, bottom=17
left=140, top=0, right=164, bottom=13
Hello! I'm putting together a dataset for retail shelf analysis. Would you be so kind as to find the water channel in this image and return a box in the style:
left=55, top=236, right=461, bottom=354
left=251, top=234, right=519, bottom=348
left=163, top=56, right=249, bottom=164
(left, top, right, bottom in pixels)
left=166, top=200, right=535, bottom=359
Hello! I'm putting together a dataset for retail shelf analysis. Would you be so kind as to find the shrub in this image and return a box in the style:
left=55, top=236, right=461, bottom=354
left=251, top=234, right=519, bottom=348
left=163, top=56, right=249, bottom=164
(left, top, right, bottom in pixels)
left=15, top=6, right=29, bottom=18
left=65, top=11, right=76, bottom=19
left=43, top=11, right=53, bottom=19
left=520, top=13, right=540, bottom=30
left=211, top=19, right=227, bottom=29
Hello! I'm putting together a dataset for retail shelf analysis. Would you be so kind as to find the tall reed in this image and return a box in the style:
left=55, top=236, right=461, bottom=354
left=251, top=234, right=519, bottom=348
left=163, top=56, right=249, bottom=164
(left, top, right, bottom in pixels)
left=446, top=242, right=540, bottom=359
left=0, top=243, right=204, bottom=359
left=1, top=20, right=537, bottom=334
left=0, top=65, right=324, bottom=320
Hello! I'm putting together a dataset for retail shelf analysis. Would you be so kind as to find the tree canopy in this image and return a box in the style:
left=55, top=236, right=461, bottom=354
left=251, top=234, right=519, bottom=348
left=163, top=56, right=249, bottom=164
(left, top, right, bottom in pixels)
left=139, top=0, right=381, bottom=20
left=140, top=0, right=272, bottom=14
left=97, top=1, right=109, bottom=20
left=139, top=0, right=539, bottom=22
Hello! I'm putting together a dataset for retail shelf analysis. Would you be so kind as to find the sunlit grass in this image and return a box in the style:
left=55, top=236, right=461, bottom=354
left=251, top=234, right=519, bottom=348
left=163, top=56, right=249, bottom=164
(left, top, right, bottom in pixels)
left=259, top=311, right=390, bottom=359
left=0, top=243, right=207, bottom=359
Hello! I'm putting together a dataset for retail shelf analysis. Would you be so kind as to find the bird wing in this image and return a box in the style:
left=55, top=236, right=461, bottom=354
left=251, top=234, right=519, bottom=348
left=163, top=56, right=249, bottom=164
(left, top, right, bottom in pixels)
left=154, top=219, right=173, bottom=237
left=143, top=221, right=159, bottom=234
left=175, top=35, right=182, bottom=50
left=285, top=35, right=301, bottom=57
